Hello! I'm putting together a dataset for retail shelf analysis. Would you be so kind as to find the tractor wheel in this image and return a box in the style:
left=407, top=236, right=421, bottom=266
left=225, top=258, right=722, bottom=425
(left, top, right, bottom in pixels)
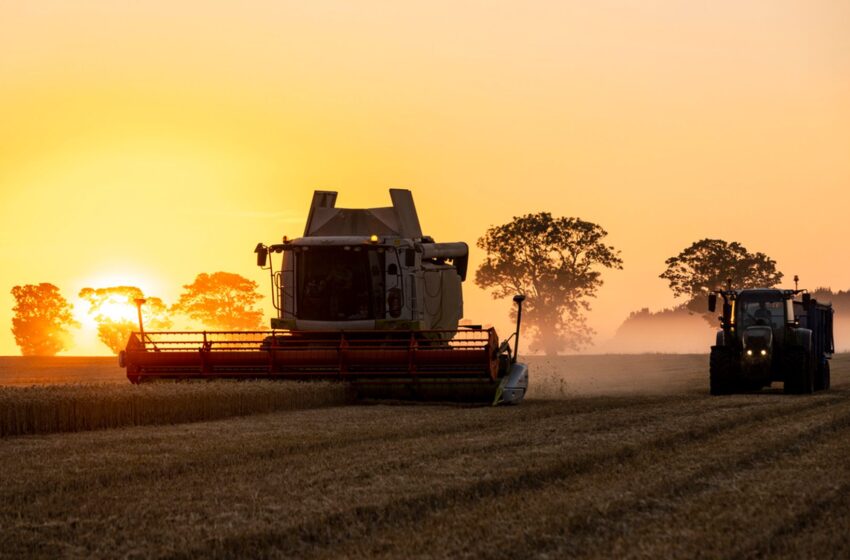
left=803, top=351, right=815, bottom=394
left=784, top=347, right=814, bottom=395
left=709, top=346, right=737, bottom=395
left=815, top=359, right=831, bottom=392
left=824, top=360, right=831, bottom=391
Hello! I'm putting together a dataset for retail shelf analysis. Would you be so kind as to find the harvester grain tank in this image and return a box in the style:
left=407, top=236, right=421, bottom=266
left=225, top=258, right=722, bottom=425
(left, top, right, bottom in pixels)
left=120, top=189, right=529, bottom=405
left=707, top=286, right=834, bottom=395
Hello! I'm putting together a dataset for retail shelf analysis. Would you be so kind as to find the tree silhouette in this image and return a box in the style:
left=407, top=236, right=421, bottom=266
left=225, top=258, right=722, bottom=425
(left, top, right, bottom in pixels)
left=171, top=272, right=264, bottom=330
left=476, top=213, right=623, bottom=355
left=78, top=286, right=172, bottom=354
left=10, top=283, right=79, bottom=356
left=660, top=238, right=783, bottom=317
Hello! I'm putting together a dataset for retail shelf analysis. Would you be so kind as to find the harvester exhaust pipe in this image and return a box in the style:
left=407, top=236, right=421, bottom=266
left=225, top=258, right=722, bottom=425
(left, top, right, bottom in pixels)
left=512, top=294, right=526, bottom=364
left=255, top=243, right=268, bottom=267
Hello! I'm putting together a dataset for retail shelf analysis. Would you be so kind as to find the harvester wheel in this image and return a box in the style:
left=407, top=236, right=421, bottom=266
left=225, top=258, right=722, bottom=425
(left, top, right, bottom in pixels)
left=784, top=347, right=814, bottom=395
left=815, top=359, right=831, bottom=392
left=709, top=346, right=737, bottom=395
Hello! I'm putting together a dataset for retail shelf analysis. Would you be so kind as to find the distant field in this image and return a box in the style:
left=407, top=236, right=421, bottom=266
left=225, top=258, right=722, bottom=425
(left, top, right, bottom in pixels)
left=0, top=356, right=122, bottom=386
left=1, top=354, right=849, bottom=558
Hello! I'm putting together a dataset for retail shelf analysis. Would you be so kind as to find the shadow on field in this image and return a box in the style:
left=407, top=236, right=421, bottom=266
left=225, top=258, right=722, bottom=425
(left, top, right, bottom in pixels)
left=526, top=354, right=710, bottom=398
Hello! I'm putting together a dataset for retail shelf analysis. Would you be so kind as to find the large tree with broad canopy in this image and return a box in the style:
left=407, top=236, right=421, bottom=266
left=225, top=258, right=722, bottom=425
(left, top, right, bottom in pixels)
left=476, top=212, right=623, bottom=355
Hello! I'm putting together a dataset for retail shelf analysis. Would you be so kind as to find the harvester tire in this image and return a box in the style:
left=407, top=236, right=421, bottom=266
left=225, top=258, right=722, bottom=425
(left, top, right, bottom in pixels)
left=709, top=346, right=737, bottom=395
left=784, top=347, right=814, bottom=395
left=815, top=359, right=831, bottom=392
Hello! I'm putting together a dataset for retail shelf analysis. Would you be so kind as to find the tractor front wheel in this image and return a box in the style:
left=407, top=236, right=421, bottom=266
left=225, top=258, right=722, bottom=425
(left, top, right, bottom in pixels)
left=709, top=346, right=738, bottom=395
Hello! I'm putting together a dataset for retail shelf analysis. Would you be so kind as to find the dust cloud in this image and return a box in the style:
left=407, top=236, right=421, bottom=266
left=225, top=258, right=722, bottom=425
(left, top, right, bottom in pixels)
left=592, top=308, right=715, bottom=354
left=524, top=354, right=709, bottom=399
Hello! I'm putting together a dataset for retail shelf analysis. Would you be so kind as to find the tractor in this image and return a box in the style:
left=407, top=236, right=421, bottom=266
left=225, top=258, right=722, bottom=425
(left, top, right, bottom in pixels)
left=708, top=286, right=834, bottom=395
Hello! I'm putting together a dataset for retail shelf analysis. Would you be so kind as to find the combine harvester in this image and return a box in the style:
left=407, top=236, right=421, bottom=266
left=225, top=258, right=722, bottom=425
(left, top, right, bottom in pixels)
left=120, top=189, right=529, bottom=405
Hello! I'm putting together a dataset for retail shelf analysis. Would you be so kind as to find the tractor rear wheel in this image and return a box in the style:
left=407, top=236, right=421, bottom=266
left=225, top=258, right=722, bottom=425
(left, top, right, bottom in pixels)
left=815, top=359, right=831, bottom=392
left=709, top=346, right=737, bottom=395
left=784, top=347, right=814, bottom=395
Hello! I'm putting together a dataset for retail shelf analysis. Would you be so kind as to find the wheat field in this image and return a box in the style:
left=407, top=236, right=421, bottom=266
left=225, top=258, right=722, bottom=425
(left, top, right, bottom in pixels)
left=0, top=381, right=353, bottom=437
left=1, top=354, right=849, bottom=558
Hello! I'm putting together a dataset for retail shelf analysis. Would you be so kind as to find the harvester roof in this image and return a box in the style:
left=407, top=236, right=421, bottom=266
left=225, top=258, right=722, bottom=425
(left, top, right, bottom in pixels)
left=304, top=189, right=423, bottom=239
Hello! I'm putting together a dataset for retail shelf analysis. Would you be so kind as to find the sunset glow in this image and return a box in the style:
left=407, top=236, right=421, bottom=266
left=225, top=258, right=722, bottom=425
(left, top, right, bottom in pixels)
left=2, top=1, right=849, bottom=355
left=87, top=300, right=138, bottom=325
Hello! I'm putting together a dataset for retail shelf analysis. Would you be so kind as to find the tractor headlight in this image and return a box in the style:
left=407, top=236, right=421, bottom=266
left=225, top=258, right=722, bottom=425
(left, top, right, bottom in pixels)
left=746, top=349, right=753, bottom=356
left=760, top=349, right=767, bottom=356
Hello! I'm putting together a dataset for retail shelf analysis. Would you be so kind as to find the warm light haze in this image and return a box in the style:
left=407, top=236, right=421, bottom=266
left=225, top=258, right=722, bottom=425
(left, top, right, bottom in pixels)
left=2, top=1, right=849, bottom=355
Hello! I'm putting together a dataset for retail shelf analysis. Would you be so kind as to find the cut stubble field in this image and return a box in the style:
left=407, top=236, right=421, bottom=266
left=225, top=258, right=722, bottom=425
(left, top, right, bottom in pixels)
left=1, top=353, right=849, bottom=558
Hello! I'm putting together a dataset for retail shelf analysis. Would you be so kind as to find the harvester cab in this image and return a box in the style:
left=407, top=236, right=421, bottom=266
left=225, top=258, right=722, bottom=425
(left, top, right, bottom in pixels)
left=255, top=189, right=468, bottom=334
left=708, top=286, right=834, bottom=395
left=120, top=189, right=529, bottom=405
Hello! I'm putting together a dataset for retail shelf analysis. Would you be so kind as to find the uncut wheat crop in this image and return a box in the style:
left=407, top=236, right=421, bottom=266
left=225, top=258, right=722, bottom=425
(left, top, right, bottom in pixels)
left=0, top=381, right=353, bottom=437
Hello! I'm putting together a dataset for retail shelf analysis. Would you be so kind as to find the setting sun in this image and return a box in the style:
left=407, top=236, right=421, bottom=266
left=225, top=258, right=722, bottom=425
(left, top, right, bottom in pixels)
left=91, top=299, right=138, bottom=324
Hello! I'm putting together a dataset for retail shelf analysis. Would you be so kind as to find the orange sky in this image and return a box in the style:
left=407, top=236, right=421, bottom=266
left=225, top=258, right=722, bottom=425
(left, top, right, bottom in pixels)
left=2, top=1, right=849, bottom=355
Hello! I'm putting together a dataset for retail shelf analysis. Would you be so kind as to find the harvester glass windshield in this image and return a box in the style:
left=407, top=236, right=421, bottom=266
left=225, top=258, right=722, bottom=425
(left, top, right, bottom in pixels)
left=295, top=247, right=386, bottom=321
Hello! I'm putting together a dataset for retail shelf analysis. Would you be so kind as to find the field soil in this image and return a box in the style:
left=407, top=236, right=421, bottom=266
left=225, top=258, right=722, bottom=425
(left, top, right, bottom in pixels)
left=2, top=354, right=850, bottom=558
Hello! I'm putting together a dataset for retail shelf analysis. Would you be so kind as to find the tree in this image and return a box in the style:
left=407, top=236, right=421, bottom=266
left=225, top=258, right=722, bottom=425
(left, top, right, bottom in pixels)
left=78, top=286, right=172, bottom=354
left=171, top=272, right=264, bottom=330
left=660, top=238, right=783, bottom=316
left=476, top=213, right=623, bottom=355
left=10, top=283, right=79, bottom=356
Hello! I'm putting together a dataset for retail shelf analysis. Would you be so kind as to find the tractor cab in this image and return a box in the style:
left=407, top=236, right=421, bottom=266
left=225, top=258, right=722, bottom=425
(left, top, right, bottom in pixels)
left=732, top=290, right=793, bottom=367
left=711, top=289, right=795, bottom=335
left=737, top=295, right=786, bottom=330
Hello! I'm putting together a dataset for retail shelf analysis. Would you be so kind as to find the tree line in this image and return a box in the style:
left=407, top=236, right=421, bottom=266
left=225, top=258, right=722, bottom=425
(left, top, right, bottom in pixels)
left=10, top=272, right=263, bottom=356
left=9, top=214, right=788, bottom=357
left=476, top=218, right=781, bottom=355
